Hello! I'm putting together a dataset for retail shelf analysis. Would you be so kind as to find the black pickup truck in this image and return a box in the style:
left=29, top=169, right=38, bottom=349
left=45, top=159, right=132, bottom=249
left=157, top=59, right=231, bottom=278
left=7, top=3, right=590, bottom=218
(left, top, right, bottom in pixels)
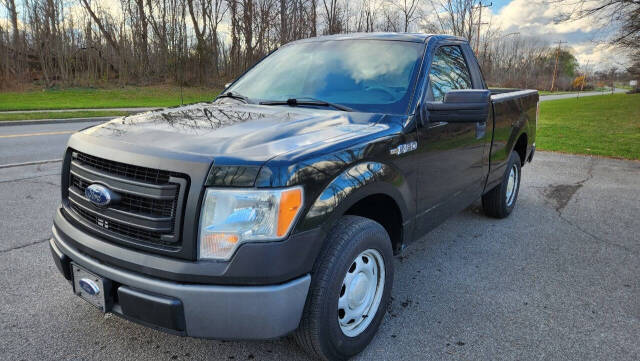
left=50, top=33, right=537, bottom=360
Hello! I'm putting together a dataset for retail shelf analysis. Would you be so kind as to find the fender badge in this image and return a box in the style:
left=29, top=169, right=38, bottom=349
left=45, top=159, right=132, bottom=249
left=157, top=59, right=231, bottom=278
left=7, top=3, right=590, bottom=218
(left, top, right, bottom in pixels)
left=390, top=141, right=417, bottom=156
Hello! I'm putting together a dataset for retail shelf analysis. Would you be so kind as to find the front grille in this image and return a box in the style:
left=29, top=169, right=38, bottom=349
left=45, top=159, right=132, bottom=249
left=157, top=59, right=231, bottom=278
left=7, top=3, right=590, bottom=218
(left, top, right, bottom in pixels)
left=72, top=176, right=177, bottom=218
left=74, top=151, right=181, bottom=185
left=70, top=204, right=166, bottom=244
left=64, top=150, right=188, bottom=251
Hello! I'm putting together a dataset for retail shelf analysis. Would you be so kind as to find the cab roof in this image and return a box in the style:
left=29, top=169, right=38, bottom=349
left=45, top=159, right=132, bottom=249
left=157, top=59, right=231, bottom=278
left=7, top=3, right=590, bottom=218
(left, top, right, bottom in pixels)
left=290, top=32, right=466, bottom=44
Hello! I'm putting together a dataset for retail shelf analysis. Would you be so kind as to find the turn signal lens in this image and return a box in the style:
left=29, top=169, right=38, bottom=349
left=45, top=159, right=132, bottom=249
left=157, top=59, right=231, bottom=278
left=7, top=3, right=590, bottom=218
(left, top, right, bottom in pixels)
left=277, top=188, right=303, bottom=237
left=200, top=232, right=239, bottom=259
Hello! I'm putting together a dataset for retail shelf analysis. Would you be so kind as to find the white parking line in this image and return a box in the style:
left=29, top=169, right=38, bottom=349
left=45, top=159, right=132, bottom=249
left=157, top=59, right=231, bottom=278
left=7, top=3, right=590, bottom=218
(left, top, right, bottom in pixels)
left=0, top=158, right=63, bottom=169
left=0, top=130, right=74, bottom=139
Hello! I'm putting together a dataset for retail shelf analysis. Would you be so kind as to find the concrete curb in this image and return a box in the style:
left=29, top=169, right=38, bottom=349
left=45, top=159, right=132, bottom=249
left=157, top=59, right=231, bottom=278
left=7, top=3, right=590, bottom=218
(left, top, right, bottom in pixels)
left=0, top=116, right=116, bottom=127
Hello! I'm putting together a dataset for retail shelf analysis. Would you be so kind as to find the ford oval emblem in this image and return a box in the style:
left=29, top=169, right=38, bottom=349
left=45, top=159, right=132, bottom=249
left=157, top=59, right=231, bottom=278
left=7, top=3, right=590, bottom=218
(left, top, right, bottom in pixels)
left=78, top=278, right=100, bottom=296
left=85, top=184, right=113, bottom=207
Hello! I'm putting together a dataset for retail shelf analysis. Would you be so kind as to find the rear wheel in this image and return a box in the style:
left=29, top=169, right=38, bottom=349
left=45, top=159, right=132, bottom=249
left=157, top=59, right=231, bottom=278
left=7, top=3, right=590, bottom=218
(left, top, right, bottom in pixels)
left=482, top=151, right=522, bottom=218
left=294, top=216, right=394, bottom=360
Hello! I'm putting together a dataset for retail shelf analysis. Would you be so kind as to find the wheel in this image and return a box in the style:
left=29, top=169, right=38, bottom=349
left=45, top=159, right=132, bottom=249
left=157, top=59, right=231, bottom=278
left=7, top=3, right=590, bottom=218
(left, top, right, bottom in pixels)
left=294, top=215, right=394, bottom=360
left=482, top=151, right=522, bottom=218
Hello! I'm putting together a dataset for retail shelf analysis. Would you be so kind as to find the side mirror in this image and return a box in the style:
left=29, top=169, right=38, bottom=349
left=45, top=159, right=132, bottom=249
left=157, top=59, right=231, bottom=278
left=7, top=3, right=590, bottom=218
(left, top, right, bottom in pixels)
left=224, top=82, right=232, bottom=88
left=425, top=89, right=490, bottom=123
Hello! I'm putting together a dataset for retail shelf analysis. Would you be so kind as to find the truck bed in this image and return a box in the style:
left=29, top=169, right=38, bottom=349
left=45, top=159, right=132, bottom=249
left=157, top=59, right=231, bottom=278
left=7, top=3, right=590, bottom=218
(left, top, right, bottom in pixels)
left=484, top=88, right=539, bottom=192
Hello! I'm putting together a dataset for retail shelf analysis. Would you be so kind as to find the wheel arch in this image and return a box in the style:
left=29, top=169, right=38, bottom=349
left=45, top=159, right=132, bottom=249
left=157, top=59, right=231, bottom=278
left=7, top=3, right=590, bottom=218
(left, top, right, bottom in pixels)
left=295, top=161, right=412, bottom=254
left=513, top=132, right=528, bottom=165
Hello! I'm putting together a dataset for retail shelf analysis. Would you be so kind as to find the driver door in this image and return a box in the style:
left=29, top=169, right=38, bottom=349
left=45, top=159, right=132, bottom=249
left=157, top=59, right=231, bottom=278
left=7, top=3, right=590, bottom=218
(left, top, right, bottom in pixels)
left=413, top=42, right=490, bottom=237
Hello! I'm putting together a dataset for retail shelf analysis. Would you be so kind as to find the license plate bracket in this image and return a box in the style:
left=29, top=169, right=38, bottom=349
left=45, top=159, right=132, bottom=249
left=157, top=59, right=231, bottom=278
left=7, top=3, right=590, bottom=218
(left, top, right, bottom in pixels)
left=71, top=262, right=112, bottom=312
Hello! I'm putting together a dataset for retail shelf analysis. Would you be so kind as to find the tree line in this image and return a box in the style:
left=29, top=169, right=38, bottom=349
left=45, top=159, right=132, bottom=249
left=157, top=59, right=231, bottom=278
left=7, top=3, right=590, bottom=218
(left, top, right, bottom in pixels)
left=0, top=0, right=625, bottom=91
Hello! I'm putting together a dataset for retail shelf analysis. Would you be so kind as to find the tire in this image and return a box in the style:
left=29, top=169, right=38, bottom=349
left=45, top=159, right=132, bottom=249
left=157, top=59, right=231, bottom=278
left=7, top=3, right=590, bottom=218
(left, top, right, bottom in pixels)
left=294, top=215, right=394, bottom=361
left=482, top=151, right=522, bottom=218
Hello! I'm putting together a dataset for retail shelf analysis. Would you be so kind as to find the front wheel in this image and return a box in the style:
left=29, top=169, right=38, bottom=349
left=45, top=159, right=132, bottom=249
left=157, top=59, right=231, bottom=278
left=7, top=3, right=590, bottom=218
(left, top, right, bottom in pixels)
left=294, top=216, right=394, bottom=360
left=482, top=151, right=522, bottom=218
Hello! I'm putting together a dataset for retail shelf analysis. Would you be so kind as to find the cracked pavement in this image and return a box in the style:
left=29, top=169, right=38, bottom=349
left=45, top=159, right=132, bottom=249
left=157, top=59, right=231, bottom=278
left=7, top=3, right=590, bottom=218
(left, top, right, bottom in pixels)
left=1, top=136, right=639, bottom=360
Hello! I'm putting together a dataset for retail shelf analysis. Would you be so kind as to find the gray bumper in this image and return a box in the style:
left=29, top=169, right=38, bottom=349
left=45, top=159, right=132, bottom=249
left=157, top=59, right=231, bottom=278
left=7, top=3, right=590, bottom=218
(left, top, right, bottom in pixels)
left=51, top=229, right=311, bottom=339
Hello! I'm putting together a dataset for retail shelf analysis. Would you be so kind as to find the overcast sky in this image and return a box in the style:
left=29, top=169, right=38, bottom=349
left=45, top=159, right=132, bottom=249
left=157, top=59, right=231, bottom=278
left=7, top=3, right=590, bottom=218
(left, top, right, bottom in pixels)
left=484, top=0, right=627, bottom=70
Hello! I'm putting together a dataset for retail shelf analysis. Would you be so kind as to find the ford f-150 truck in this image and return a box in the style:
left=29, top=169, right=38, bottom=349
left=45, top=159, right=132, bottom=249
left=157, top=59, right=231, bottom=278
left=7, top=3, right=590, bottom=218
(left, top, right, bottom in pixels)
left=50, top=33, right=537, bottom=360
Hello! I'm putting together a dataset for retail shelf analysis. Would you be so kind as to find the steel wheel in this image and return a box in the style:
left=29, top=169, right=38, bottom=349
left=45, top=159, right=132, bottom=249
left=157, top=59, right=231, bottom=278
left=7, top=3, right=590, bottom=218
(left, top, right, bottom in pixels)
left=482, top=151, right=522, bottom=218
left=338, top=248, right=385, bottom=337
left=505, top=163, right=519, bottom=207
left=294, top=216, right=394, bottom=359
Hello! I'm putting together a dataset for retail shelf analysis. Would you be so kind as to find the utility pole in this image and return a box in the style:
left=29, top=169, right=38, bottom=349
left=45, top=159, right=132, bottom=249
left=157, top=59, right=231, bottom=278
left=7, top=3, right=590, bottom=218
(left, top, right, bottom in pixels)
left=550, top=40, right=567, bottom=92
left=474, top=1, right=492, bottom=54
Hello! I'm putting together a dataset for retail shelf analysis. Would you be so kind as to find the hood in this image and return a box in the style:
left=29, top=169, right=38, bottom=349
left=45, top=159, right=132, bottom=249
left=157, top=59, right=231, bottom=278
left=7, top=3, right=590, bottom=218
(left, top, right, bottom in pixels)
left=81, top=102, right=393, bottom=166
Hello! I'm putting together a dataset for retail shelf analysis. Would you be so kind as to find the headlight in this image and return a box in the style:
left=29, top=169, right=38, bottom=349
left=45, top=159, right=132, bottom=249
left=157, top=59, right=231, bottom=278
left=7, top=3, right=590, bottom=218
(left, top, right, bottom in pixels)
left=198, top=186, right=303, bottom=260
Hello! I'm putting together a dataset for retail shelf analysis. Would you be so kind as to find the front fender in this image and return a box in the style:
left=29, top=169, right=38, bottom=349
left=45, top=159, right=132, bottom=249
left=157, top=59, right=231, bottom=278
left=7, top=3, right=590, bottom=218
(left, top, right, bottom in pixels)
left=295, top=161, right=412, bottom=236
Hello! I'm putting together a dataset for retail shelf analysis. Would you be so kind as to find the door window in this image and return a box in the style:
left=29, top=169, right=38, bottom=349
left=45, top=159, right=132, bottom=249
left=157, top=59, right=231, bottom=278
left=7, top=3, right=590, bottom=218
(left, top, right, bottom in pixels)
left=428, top=45, right=473, bottom=101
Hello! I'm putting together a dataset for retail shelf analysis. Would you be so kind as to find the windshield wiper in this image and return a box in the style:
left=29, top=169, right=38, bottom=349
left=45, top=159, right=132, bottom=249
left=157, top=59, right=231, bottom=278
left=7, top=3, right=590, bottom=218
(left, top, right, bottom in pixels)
left=260, top=98, right=353, bottom=112
left=217, top=91, right=251, bottom=104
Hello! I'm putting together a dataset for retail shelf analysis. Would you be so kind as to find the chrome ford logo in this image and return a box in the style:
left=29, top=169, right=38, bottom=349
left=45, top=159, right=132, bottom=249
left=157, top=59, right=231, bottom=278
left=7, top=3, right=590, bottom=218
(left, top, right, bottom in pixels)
left=78, top=278, right=100, bottom=296
left=85, top=184, right=113, bottom=207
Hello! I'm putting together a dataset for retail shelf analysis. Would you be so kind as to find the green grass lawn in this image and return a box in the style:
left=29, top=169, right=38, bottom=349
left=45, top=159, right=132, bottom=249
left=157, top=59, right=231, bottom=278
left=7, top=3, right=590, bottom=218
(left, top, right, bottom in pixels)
left=0, top=110, right=133, bottom=121
left=0, top=86, right=221, bottom=111
left=538, top=93, right=640, bottom=160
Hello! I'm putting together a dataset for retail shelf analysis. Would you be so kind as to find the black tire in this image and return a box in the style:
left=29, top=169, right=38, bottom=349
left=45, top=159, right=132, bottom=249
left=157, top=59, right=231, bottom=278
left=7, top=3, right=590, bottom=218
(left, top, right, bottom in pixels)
left=482, top=151, right=522, bottom=218
left=294, top=215, right=394, bottom=361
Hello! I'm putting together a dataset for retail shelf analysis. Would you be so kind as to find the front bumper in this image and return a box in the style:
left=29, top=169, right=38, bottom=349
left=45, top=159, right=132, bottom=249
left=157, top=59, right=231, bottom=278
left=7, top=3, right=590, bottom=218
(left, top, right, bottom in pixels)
left=50, top=233, right=311, bottom=339
left=53, top=207, right=323, bottom=285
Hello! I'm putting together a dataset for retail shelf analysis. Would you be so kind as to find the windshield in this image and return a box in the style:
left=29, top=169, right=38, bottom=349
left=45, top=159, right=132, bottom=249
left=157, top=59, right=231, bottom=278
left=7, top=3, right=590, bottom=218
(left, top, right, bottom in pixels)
left=226, top=40, right=425, bottom=114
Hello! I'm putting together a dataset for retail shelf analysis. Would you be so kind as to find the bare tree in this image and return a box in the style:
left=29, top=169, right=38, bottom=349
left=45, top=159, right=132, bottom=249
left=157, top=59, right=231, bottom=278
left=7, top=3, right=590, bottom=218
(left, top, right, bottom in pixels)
left=186, top=0, right=211, bottom=78
left=555, top=0, right=639, bottom=51
left=209, top=0, right=228, bottom=75
left=389, top=0, right=419, bottom=32
left=135, top=0, right=150, bottom=73
left=2, top=0, right=19, bottom=48
left=428, top=0, right=480, bottom=41
left=322, top=0, right=343, bottom=34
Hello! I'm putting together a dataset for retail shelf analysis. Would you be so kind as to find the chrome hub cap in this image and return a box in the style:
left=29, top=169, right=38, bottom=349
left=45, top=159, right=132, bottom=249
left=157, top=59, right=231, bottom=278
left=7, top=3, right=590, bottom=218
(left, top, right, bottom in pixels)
left=338, top=249, right=385, bottom=337
left=506, top=164, right=519, bottom=206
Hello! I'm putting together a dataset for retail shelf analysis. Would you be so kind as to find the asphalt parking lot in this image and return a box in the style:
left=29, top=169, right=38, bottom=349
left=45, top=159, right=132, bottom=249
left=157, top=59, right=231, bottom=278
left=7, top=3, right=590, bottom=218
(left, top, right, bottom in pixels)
left=1, top=125, right=638, bottom=360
